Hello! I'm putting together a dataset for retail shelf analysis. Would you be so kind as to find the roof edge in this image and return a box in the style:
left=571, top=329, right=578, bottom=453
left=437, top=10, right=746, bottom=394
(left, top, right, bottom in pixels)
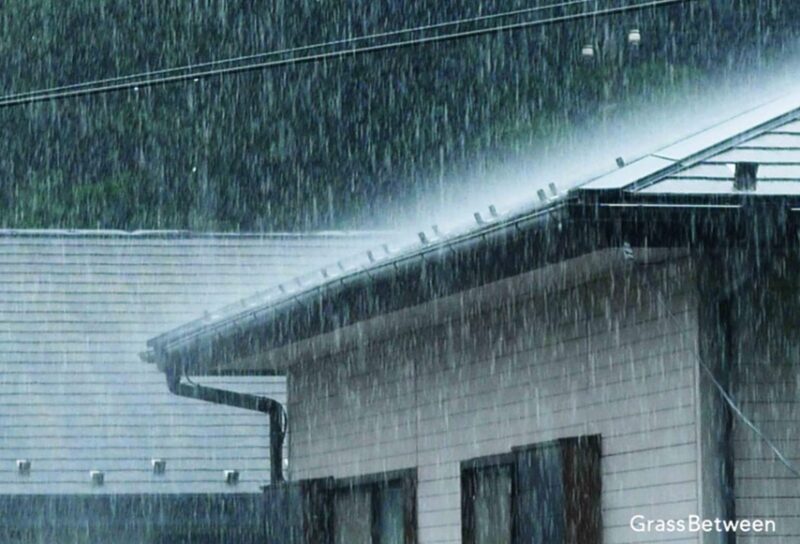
left=0, top=228, right=391, bottom=239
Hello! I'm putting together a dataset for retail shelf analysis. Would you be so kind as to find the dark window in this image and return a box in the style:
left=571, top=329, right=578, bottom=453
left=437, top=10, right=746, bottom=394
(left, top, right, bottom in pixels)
left=462, top=435, right=601, bottom=544
left=334, top=478, right=410, bottom=544
left=463, top=463, right=513, bottom=544
left=334, top=485, right=372, bottom=543
left=265, top=469, right=415, bottom=544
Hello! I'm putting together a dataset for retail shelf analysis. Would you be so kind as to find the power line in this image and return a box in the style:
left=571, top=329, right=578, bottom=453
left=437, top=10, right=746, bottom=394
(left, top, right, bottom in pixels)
left=636, top=253, right=800, bottom=480
left=4, top=0, right=594, bottom=102
left=0, top=0, right=697, bottom=109
left=699, top=361, right=800, bottom=479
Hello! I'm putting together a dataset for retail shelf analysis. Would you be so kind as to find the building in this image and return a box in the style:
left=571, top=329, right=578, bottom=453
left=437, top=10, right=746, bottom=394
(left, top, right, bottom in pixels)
left=146, top=92, right=800, bottom=543
left=0, top=230, right=387, bottom=543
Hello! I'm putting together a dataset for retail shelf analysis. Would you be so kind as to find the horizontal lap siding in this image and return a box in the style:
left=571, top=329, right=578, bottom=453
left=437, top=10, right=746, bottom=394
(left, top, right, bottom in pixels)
left=733, top=350, right=800, bottom=541
left=729, top=262, right=800, bottom=544
left=0, top=232, right=386, bottom=495
left=289, top=259, right=701, bottom=543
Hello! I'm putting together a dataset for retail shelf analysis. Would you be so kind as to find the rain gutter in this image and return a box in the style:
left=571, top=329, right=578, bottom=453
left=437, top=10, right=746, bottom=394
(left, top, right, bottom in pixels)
left=150, top=192, right=800, bottom=376
left=163, top=362, right=286, bottom=483
left=150, top=196, right=576, bottom=371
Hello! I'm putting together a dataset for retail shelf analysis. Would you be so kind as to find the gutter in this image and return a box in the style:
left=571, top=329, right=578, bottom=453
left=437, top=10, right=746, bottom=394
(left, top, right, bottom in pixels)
left=151, top=197, right=574, bottom=363
left=149, top=195, right=800, bottom=379
left=163, top=360, right=286, bottom=483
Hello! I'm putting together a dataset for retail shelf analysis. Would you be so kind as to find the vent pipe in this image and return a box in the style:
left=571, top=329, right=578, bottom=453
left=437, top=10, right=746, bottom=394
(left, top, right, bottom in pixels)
left=734, top=162, right=758, bottom=191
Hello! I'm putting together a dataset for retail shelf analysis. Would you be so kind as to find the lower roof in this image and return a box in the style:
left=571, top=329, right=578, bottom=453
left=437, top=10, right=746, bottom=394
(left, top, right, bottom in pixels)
left=1, top=230, right=387, bottom=494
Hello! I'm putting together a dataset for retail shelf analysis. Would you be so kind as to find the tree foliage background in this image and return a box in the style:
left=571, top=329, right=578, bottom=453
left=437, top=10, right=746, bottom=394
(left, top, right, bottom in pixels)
left=0, top=0, right=798, bottom=231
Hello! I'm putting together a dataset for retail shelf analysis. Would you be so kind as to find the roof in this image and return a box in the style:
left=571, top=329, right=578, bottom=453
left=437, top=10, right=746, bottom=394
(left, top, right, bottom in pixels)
left=0, top=230, right=388, bottom=494
left=580, top=90, right=800, bottom=199
left=148, top=90, right=800, bottom=374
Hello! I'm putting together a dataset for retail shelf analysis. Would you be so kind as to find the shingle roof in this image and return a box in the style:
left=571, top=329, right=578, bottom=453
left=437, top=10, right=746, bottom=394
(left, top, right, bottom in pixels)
left=0, top=230, right=388, bottom=494
left=147, top=90, right=800, bottom=373
left=580, top=90, right=800, bottom=198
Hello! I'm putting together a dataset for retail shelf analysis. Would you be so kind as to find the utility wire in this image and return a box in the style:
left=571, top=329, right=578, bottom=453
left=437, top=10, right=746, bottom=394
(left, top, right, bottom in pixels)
left=4, top=0, right=594, bottom=102
left=0, top=0, right=697, bottom=109
left=629, top=249, right=800, bottom=479
left=699, top=360, right=800, bottom=478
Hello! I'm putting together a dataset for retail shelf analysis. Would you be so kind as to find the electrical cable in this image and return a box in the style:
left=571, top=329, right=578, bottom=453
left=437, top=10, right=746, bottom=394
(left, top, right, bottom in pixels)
left=698, top=360, right=800, bottom=478
left=3, top=0, right=595, bottom=102
left=627, top=248, right=800, bottom=479
left=0, top=0, right=698, bottom=109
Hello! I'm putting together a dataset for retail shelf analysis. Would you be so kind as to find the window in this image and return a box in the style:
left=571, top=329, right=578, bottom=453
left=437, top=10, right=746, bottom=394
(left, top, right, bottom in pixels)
left=265, top=469, right=415, bottom=544
left=334, top=478, right=409, bottom=544
left=462, top=435, right=601, bottom=544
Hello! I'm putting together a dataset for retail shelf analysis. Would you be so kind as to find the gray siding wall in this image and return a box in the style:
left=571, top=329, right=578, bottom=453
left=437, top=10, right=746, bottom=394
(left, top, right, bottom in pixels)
left=731, top=262, right=800, bottom=543
left=0, top=231, right=385, bottom=494
left=288, top=255, right=702, bottom=543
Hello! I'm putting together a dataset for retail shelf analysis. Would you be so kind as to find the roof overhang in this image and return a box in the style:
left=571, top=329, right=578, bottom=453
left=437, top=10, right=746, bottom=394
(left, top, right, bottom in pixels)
left=146, top=90, right=800, bottom=375
left=147, top=199, right=799, bottom=375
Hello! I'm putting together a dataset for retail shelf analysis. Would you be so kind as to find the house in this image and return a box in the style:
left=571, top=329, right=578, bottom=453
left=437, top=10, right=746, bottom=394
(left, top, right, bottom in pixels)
left=0, top=230, right=387, bottom=543
left=146, top=91, right=800, bottom=543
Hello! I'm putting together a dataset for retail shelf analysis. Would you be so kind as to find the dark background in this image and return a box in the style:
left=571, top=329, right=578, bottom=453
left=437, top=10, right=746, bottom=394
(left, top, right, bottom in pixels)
left=1, top=0, right=798, bottom=231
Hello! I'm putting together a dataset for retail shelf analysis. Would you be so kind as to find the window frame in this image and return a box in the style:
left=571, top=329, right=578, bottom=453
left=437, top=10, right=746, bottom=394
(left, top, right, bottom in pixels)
left=461, top=435, right=602, bottom=544
left=330, top=468, right=417, bottom=544
left=461, top=451, right=517, bottom=543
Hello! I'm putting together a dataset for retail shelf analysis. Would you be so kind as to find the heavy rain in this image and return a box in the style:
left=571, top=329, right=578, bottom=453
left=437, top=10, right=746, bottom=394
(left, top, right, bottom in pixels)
left=1, top=1, right=799, bottom=543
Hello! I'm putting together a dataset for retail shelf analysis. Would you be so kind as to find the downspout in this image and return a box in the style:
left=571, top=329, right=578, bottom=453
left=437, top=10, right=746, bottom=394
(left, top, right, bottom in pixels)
left=164, top=362, right=285, bottom=483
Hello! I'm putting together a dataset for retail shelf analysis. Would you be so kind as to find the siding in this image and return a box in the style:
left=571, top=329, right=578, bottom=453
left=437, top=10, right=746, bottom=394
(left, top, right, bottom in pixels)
left=731, top=261, right=800, bottom=543
left=0, top=494, right=265, bottom=544
left=288, top=255, right=702, bottom=543
left=0, top=231, right=387, bottom=494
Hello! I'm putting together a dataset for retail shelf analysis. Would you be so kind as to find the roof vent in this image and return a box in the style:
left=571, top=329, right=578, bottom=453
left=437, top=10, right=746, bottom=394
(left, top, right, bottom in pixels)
left=224, top=469, right=240, bottom=485
left=90, top=470, right=105, bottom=486
left=418, top=231, right=430, bottom=244
left=16, top=459, right=31, bottom=476
left=616, top=157, right=626, bottom=168
left=734, top=162, right=758, bottom=191
left=473, top=212, right=486, bottom=226
left=151, top=459, right=166, bottom=475
left=488, top=205, right=499, bottom=218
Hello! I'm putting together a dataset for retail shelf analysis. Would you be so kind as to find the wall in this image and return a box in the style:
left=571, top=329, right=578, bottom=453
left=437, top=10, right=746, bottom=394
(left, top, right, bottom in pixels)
left=288, top=252, right=703, bottom=543
left=0, top=231, right=386, bottom=495
left=731, top=256, right=800, bottom=543
left=0, top=494, right=265, bottom=544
